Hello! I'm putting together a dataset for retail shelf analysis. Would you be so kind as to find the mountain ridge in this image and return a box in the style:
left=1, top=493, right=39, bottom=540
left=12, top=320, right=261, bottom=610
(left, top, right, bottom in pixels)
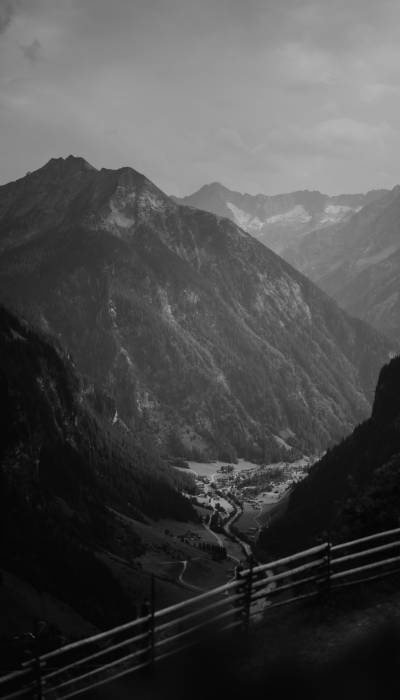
left=283, top=185, right=400, bottom=342
left=0, top=156, right=395, bottom=462
left=174, top=182, right=388, bottom=254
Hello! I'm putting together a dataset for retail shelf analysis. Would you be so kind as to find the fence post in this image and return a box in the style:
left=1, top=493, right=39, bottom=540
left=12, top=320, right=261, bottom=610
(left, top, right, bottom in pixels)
left=234, top=563, right=244, bottom=627
left=243, top=556, right=254, bottom=632
left=149, top=575, right=156, bottom=669
left=326, top=540, right=331, bottom=594
left=33, top=619, right=43, bottom=700
left=140, top=601, right=151, bottom=669
left=318, top=541, right=331, bottom=598
left=140, top=576, right=156, bottom=671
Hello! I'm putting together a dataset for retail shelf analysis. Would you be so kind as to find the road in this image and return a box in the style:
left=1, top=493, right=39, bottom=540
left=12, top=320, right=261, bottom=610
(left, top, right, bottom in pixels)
left=222, top=500, right=254, bottom=561
left=178, top=560, right=203, bottom=591
left=159, top=559, right=203, bottom=592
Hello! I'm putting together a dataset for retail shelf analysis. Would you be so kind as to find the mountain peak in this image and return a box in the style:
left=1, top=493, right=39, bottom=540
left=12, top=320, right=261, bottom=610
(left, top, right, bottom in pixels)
left=41, top=155, right=97, bottom=175
left=198, top=181, right=230, bottom=194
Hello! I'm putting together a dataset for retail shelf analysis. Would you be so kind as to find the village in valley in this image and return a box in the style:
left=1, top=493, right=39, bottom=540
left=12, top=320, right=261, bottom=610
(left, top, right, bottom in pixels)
left=172, top=457, right=315, bottom=563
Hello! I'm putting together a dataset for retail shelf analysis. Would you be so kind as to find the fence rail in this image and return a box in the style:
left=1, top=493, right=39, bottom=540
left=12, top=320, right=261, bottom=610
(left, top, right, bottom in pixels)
left=2, top=526, right=400, bottom=698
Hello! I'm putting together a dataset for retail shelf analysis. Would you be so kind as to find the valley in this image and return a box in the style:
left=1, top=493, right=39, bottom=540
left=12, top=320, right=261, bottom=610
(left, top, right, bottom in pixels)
left=0, top=155, right=397, bottom=647
left=123, top=456, right=314, bottom=598
left=3, top=2, right=400, bottom=694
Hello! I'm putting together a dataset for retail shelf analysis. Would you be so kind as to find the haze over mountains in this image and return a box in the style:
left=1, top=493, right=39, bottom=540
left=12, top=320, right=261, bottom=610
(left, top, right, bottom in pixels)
left=178, top=181, right=400, bottom=346
left=0, top=156, right=393, bottom=463
left=175, top=183, right=387, bottom=254
left=283, top=186, right=400, bottom=344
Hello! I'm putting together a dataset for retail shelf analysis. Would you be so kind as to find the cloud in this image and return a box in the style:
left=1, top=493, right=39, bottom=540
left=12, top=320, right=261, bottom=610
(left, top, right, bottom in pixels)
left=217, top=128, right=265, bottom=156
left=275, top=43, right=337, bottom=88
left=315, top=118, right=394, bottom=148
left=266, top=119, right=397, bottom=160
left=1, top=0, right=400, bottom=195
left=20, top=37, right=42, bottom=62
left=0, top=0, right=18, bottom=34
left=360, top=82, right=400, bottom=103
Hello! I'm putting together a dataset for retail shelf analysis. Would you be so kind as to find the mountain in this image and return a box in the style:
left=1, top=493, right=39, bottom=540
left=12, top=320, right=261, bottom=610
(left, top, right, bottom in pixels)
left=283, top=186, right=400, bottom=343
left=258, top=353, right=400, bottom=557
left=0, top=156, right=395, bottom=462
left=0, top=304, right=194, bottom=629
left=175, top=183, right=387, bottom=254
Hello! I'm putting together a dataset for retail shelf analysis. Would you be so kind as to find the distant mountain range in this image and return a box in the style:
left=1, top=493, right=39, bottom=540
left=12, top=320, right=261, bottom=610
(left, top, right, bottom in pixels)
left=175, top=183, right=387, bottom=254
left=178, top=181, right=400, bottom=345
left=283, top=186, right=400, bottom=344
left=0, top=157, right=394, bottom=461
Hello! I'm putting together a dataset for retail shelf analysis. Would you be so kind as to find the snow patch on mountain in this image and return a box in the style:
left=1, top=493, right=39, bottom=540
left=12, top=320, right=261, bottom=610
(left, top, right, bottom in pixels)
left=320, top=204, right=360, bottom=224
left=266, top=206, right=312, bottom=226
left=354, top=244, right=399, bottom=270
left=226, top=202, right=250, bottom=228
left=226, top=202, right=264, bottom=232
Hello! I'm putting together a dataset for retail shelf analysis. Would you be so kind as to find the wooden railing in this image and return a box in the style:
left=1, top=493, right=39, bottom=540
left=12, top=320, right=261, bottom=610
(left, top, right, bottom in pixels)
left=2, top=526, right=400, bottom=699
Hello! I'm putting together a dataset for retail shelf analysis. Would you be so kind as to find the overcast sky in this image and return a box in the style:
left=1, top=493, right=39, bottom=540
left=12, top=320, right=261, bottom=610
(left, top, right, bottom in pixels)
left=1, top=0, right=400, bottom=195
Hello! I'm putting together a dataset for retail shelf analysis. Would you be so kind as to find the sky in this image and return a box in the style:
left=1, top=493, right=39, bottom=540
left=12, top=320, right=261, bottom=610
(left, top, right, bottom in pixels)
left=1, top=0, right=400, bottom=196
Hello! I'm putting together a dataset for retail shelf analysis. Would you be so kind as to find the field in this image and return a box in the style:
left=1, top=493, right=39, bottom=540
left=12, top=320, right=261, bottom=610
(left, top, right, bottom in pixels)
left=257, top=490, right=291, bottom=527
left=235, top=502, right=260, bottom=537
left=186, top=459, right=258, bottom=478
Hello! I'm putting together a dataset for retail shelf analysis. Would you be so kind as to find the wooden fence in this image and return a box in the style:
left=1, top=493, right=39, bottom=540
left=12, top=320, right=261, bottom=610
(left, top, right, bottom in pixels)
left=2, top=526, right=400, bottom=699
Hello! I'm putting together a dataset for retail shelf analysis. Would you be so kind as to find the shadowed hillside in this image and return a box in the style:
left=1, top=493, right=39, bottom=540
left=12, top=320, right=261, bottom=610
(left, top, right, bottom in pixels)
left=259, top=354, right=400, bottom=557
left=0, top=305, right=195, bottom=629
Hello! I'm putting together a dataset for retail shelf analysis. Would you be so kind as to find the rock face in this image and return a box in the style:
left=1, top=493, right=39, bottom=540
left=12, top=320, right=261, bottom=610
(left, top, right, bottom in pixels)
left=175, top=183, right=387, bottom=254
left=0, top=157, right=394, bottom=460
left=259, top=353, right=400, bottom=557
left=283, top=186, right=400, bottom=343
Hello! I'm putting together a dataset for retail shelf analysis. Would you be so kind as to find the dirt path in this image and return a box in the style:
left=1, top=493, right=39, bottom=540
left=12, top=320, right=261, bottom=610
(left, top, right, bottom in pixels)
left=178, top=560, right=203, bottom=591
left=159, top=559, right=204, bottom=592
